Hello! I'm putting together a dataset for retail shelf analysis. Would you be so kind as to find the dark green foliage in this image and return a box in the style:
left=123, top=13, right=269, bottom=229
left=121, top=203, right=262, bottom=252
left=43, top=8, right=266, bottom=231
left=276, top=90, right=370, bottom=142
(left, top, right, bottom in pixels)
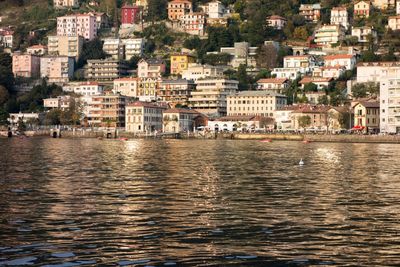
left=303, top=82, right=318, bottom=92
left=0, top=108, right=9, bottom=126
left=202, top=53, right=232, bottom=66
left=147, top=0, right=168, bottom=21
left=77, top=38, right=107, bottom=68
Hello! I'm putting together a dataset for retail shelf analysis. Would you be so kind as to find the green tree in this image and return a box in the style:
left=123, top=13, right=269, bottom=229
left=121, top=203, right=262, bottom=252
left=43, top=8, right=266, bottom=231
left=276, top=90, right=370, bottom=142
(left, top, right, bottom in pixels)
left=45, top=109, right=62, bottom=125
left=303, top=82, right=318, bottom=92
left=202, top=53, right=231, bottom=65
left=351, top=82, right=379, bottom=99
left=77, top=38, right=107, bottom=68
left=147, top=0, right=168, bottom=21
left=237, top=64, right=253, bottom=91
left=0, top=108, right=9, bottom=126
left=0, top=85, right=10, bottom=106
left=298, top=115, right=311, bottom=130
left=293, top=26, right=308, bottom=41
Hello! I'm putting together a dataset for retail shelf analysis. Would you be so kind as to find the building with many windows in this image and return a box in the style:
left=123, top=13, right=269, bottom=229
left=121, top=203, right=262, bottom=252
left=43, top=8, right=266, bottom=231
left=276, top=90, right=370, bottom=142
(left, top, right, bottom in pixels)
left=57, top=14, right=97, bottom=40
left=354, top=0, right=371, bottom=18
left=102, top=38, right=145, bottom=60
left=158, top=79, right=196, bottom=107
left=85, top=59, right=128, bottom=81
left=48, top=35, right=84, bottom=60
left=138, top=58, right=166, bottom=78
left=121, top=3, right=142, bottom=27
left=12, top=52, right=40, bottom=78
left=256, top=78, right=289, bottom=94
left=54, top=0, right=79, bottom=8
left=353, top=100, right=380, bottom=133
left=62, top=81, right=104, bottom=96
left=182, top=63, right=225, bottom=81
left=40, top=56, right=75, bottom=83
left=163, top=108, right=202, bottom=132
left=180, top=12, right=206, bottom=35
left=113, top=77, right=139, bottom=97
left=168, top=0, right=192, bottom=21
left=266, top=15, right=287, bottom=30
left=314, top=24, right=345, bottom=47
left=125, top=101, right=165, bottom=133
left=87, top=93, right=129, bottom=127
left=170, top=53, right=196, bottom=75
left=330, top=7, right=349, bottom=29
left=380, top=78, right=400, bottom=133
left=388, top=15, right=400, bottom=31
left=299, top=3, right=321, bottom=22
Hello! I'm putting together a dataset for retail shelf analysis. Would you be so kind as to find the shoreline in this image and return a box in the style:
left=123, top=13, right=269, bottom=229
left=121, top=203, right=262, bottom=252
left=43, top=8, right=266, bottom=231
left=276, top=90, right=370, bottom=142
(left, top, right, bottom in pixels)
left=2, top=130, right=400, bottom=144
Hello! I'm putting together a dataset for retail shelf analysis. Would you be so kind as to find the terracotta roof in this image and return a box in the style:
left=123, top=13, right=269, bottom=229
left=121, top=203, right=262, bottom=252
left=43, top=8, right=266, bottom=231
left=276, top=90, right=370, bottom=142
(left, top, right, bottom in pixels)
left=300, top=77, right=333, bottom=84
left=114, top=77, right=139, bottom=81
left=389, top=15, right=400, bottom=19
left=169, top=0, right=192, bottom=3
left=354, top=101, right=379, bottom=108
left=27, top=45, right=47, bottom=49
left=127, top=101, right=166, bottom=109
left=292, top=104, right=331, bottom=113
left=164, top=108, right=199, bottom=114
left=324, top=54, right=354, bottom=60
left=257, top=78, right=288, bottom=84
left=332, top=6, right=347, bottom=11
left=268, top=15, right=287, bottom=21
left=79, top=81, right=100, bottom=86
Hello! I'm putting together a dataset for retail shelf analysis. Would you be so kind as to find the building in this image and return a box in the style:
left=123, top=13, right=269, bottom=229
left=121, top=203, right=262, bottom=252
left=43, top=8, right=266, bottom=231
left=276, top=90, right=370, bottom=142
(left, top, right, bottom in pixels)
left=227, top=91, right=287, bottom=117
left=121, top=4, right=142, bottom=27
left=291, top=105, right=331, bottom=131
left=354, top=1, right=371, bottom=18
left=330, top=7, right=349, bottom=29
left=57, top=14, right=97, bottom=40
left=158, top=79, right=196, bottom=107
left=319, top=66, right=346, bottom=79
left=218, top=42, right=257, bottom=69
left=380, top=78, right=400, bottom=133
left=26, top=45, right=47, bottom=56
left=324, top=54, right=356, bottom=70
left=256, top=78, right=289, bottom=93
left=299, top=77, right=333, bottom=90
left=123, top=38, right=145, bottom=59
left=86, top=12, right=110, bottom=29
left=53, top=0, right=79, bottom=8
left=182, top=63, right=225, bottom=81
left=43, top=95, right=72, bottom=110
left=299, top=3, right=321, bottom=22
left=314, top=24, right=345, bottom=47
left=48, top=35, right=84, bottom=60
left=88, top=93, right=129, bottom=127
left=12, top=52, right=40, bottom=78
left=8, top=112, right=45, bottom=125
left=271, top=68, right=301, bottom=80
left=356, top=62, right=400, bottom=83
left=180, top=12, right=206, bottom=36
left=138, top=77, right=161, bottom=101
left=266, top=15, right=287, bottom=30
left=102, top=38, right=145, bottom=60
left=283, top=55, right=315, bottom=74
left=85, top=59, right=128, bottom=81
left=136, top=0, right=148, bottom=9
left=125, top=101, right=165, bottom=133
left=113, top=77, right=139, bottom=97
left=371, top=0, right=395, bottom=9
left=40, top=56, right=75, bottom=83
left=353, top=100, right=380, bottom=132
left=170, top=53, right=196, bottom=75
left=0, top=28, right=13, bottom=48
left=138, top=58, right=166, bottom=78
left=189, top=78, right=238, bottom=117
left=397, top=0, right=400, bottom=14
left=163, top=108, right=201, bottom=132
left=207, top=1, right=226, bottom=18
left=207, top=116, right=271, bottom=132
left=388, top=16, right=400, bottom=31
left=168, top=0, right=193, bottom=21
left=351, top=26, right=377, bottom=44
left=63, top=81, right=104, bottom=96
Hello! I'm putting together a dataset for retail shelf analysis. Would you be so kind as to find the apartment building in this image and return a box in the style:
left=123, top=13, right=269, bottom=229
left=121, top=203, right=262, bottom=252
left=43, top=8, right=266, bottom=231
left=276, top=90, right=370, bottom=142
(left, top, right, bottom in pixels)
left=85, top=59, right=128, bottom=81
left=137, top=77, right=160, bottom=101
left=57, top=14, right=97, bottom=40
left=43, top=95, right=72, bottom=110
left=180, top=12, right=206, bottom=36
left=121, top=3, right=142, bottom=27
left=48, top=35, right=84, bottom=60
left=168, top=0, right=192, bottom=21
left=0, top=28, right=14, bottom=48
left=88, top=93, right=129, bottom=127
left=189, top=78, right=238, bottom=117
left=299, top=3, right=321, bottom=22
left=170, top=53, right=196, bottom=75
left=163, top=108, right=201, bottom=132
left=351, top=26, right=377, bottom=44
left=125, top=101, right=165, bottom=133
left=353, top=101, right=380, bottom=133
left=372, top=0, right=395, bottom=9
left=356, top=62, right=400, bottom=83
left=53, top=0, right=79, bottom=8
left=283, top=55, right=315, bottom=74
left=218, top=42, right=257, bottom=69
left=12, top=52, right=40, bottom=78
left=158, top=79, right=196, bottom=107
left=103, top=38, right=145, bottom=60
left=314, top=24, right=345, bottom=47
left=324, top=54, right=356, bottom=70
left=138, top=58, right=166, bottom=78
left=227, top=91, right=287, bottom=117
left=330, top=7, right=349, bottom=29
left=113, top=77, right=139, bottom=97
left=256, top=78, right=289, bottom=94
left=380, top=78, right=400, bottom=133
left=299, top=77, right=333, bottom=90
left=271, top=68, right=301, bottom=80
left=182, top=63, right=225, bottom=81
left=388, top=16, right=400, bottom=31
left=40, top=56, right=75, bottom=83
left=62, top=81, right=104, bottom=96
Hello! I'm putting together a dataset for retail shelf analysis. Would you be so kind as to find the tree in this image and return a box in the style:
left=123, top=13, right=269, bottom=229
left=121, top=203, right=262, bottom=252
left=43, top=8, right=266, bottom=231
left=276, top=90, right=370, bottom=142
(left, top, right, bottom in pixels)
left=256, top=43, right=279, bottom=69
left=45, top=109, right=62, bottom=125
left=293, top=26, right=308, bottom=41
left=202, top=53, right=232, bottom=65
left=147, top=0, right=168, bottom=21
left=298, top=115, right=311, bottom=130
left=0, top=85, right=9, bottom=106
left=237, top=64, right=253, bottom=91
left=351, top=82, right=379, bottom=99
left=77, top=38, right=107, bottom=68
left=0, top=108, right=9, bottom=126
left=303, top=82, right=318, bottom=92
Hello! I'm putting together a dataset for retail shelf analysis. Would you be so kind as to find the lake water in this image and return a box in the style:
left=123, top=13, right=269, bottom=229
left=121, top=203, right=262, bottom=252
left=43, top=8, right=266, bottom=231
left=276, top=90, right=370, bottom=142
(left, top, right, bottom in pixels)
left=1, top=138, right=400, bottom=266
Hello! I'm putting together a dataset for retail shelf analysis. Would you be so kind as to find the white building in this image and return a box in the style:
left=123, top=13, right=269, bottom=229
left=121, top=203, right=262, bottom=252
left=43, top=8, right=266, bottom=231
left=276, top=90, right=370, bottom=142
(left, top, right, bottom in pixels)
left=182, top=63, right=225, bottom=81
left=137, top=58, right=166, bottom=78
left=271, top=68, right=301, bottom=80
left=62, top=81, right=104, bottom=96
left=163, top=108, right=201, bottom=133
left=40, top=56, right=75, bottom=83
left=372, top=0, right=395, bottom=9
left=397, top=0, right=400, bottom=14
left=267, top=15, right=287, bottom=30
left=380, top=78, right=400, bottom=133
left=54, top=0, right=79, bottom=8
left=314, top=24, right=345, bottom=46
left=388, top=16, right=400, bottom=31
left=43, top=95, right=72, bottom=110
left=324, top=54, right=356, bottom=70
left=218, top=42, right=258, bottom=69
left=125, top=101, right=165, bottom=133
left=113, top=77, right=139, bottom=97
left=189, top=78, right=238, bottom=117
left=283, top=55, right=315, bottom=74
left=57, top=14, right=97, bottom=40
left=0, top=28, right=13, bottom=48
left=356, top=62, right=400, bottom=83
left=351, top=26, right=377, bottom=43
left=180, top=12, right=206, bottom=36
left=103, top=38, right=145, bottom=60
left=26, top=45, right=47, bottom=56
left=227, top=91, right=287, bottom=117
left=208, top=1, right=226, bottom=18
left=331, top=7, right=349, bottom=29
left=256, top=78, right=289, bottom=93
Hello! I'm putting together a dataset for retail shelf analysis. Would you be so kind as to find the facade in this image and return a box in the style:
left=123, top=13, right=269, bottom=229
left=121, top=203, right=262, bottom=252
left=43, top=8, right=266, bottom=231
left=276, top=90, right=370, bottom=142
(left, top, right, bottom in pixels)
left=121, top=4, right=142, bottom=26
left=351, top=26, right=377, bottom=43
left=12, top=52, right=40, bottom=78
left=158, top=79, right=196, bottom=107
left=380, top=78, right=400, bottom=133
left=125, top=101, right=165, bottom=133
left=40, top=56, right=74, bottom=83
left=63, top=81, right=104, bottom=96
left=283, top=55, right=314, bottom=74
left=299, top=3, right=321, bottom=22
left=208, top=1, right=226, bottom=18
left=53, top=0, right=79, bottom=8
left=314, top=25, right=345, bottom=46
left=180, top=12, right=206, bottom=35
left=291, top=105, right=331, bottom=131
left=299, top=77, right=333, bottom=90
left=398, top=0, right=400, bottom=14
left=256, top=78, right=289, bottom=93
left=163, top=108, right=200, bottom=132
left=219, top=42, right=257, bottom=69
left=168, top=0, right=193, bottom=21
left=48, top=35, right=84, bottom=60
left=26, top=45, right=47, bottom=56
left=86, top=12, right=110, bottom=29
left=372, top=0, right=395, bottom=9
left=353, top=101, right=380, bottom=132
left=85, top=59, right=128, bottom=81
left=207, top=116, right=270, bottom=132
left=182, top=63, right=225, bottom=81
left=57, top=14, right=97, bottom=40
left=271, top=68, right=301, bottom=80
left=0, top=28, right=14, bottom=48
left=103, top=38, right=145, bottom=60
left=137, top=77, right=161, bottom=101
left=43, top=95, right=72, bottom=110
left=113, top=77, right=139, bottom=97
left=102, top=38, right=124, bottom=60
left=138, top=58, right=166, bottom=78
left=304, top=91, right=327, bottom=104
left=330, top=7, right=349, bottom=29
left=227, top=91, right=287, bottom=117
left=320, top=66, right=346, bottom=78
left=354, top=1, right=371, bottom=18
left=388, top=16, right=400, bottom=31
left=170, top=54, right=196, bottom=75
left=356, top=62, right=400, bottom=83
left=266, top=15, right=287, bottom=30
left=189, top=78, right=238, bottom=117
left=324, top=54, right=356, bottom=70
left=88, top=93, right=129, bottom=127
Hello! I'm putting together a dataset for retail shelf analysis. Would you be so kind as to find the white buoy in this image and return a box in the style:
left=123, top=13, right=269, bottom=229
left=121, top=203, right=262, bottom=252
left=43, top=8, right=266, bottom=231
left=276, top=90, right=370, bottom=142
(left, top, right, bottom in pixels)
left=299, top=158, right=304, bottom=166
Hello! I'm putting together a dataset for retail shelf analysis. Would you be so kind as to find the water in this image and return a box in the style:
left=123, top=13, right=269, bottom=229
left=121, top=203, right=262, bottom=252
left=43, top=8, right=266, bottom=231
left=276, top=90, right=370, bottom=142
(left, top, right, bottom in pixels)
left=1, top=138, right=400, bottom=266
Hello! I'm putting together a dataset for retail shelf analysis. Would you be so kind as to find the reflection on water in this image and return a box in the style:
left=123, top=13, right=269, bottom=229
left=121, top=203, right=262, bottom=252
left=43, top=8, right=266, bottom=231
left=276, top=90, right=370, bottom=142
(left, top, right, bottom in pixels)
left=1, top=138, right=400, bottom=266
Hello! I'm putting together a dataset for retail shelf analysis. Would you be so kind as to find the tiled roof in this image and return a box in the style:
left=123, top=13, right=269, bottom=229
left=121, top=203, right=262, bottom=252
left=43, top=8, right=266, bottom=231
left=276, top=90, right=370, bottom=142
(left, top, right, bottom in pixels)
left=354, top=101, right=379, bottom=108
left=114, top=77, right=139, bottom=81
left=127, top=101, right=166, bottom=108
left=257, top=78, right=288, bottom=84
left=324, top=54, right=354, bottom=60
left=229, top=90, right=286, bottom=97
left=300, top=77, right=333, bottom=84
left=268, top=15, right=286, bottom=20
left=164, top=108, right=199, bottom=114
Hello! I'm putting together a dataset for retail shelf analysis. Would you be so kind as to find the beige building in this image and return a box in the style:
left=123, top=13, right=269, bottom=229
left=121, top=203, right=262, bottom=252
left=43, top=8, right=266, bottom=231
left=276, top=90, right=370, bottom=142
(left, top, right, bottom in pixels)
left=48, top=35, right=84, bottom=60
left=102, top=38, right=145, bottom=60
left=380, top=78, right=400, bottom=133
left=40, top=56, right=75, bottom=83
left=138, top=77, right=161, bottom=102
left=256, top=78, right=289, bottom=93
left=372, top=0, right=395, bottom=9
left=158, top=79, right=196, bottom=107
left=63, top=81, right=104, bottom=96
left=314, top=24, right=345, bottom=47
left=354, top=0, right=371, bottom=18
left=88, top=93, right=129, bottom=127
left=125, top=101, right=165, bottom=133
left=43, top=95, right=72, bottom=110
left=299, top=3, right=321, bottom=22
left=227, top=91, right=287, bottom=118
left=12, top=52, right=40, bottom=78
left=291, top=105, right=331, bottom=131
left=26, top=45, right=47, bottom=56
left=388, top=16, right=400, bottom=31
left=163, top=108, right=201, bottom=132
left=54, top=0, right=79, bottom=8
left=353, top=101, right=380, bottom=132
left=182, top=63, right=225, bottom=81
left=138, top=58, right=166, bottom=78
left=85, top=59, right=128, bottom=81
left=267, top=15, right=287, bottom=30
left=189, top=78, right=238, bottom=117
left=356, top=62, right=400, bottom=83
left=113, top=77, right=139, bottom=97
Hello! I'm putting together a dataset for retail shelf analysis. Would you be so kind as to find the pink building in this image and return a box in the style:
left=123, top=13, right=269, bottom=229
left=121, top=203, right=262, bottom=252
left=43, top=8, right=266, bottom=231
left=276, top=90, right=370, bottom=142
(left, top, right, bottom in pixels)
left=12, top=52, right=40, bottom=78
left=57, top=14, right=97, bottom=40
left=138, top=58, right=166, bottom=78
left=267, top=15, right=287, bottom=30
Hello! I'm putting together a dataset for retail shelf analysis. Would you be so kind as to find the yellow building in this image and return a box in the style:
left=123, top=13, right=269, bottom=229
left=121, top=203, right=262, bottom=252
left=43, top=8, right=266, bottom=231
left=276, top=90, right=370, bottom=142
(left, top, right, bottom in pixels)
left=170, top=53, right=196, bottom=75
left=353, top=100, right=380, bottom=133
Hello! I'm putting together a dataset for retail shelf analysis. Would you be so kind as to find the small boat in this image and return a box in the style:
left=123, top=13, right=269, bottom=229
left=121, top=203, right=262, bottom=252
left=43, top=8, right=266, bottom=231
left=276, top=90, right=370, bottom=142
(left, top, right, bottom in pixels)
left=119, top=137, right=128, bottom=141
left=303, top=140, right=310, bottom=144
left=299, top=158, right=304, bottom=166
left=260, top=139, right=272, bottom=143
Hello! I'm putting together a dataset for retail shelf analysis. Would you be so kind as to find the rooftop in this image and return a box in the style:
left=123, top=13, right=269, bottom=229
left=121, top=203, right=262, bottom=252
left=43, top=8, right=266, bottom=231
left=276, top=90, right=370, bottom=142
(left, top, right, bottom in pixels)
left=229, top=91, right=286, bottom=97
left=257, top=78, right=288, bottom=84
